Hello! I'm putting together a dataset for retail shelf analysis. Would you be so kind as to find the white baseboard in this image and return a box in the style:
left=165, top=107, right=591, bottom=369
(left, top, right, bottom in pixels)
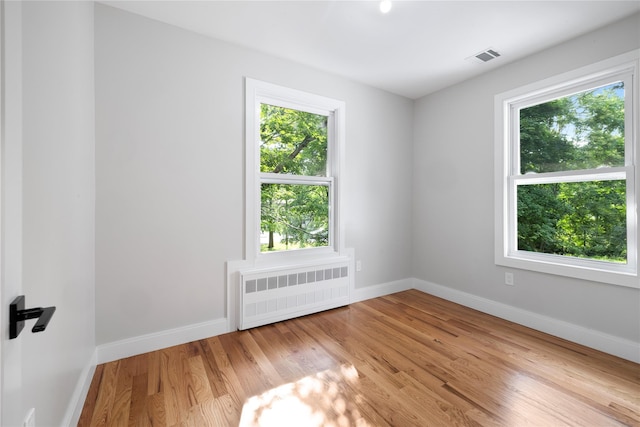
left=62, top=349, right=97, bottom=427
left=93, top=276, right=412, bottom=364
left=96, top=318, right=229, bottom=364
left=351, top=278, right=413, bottom=303
left=413, top=278, right=640, bottom=363
left=92, top=277, right=638, bottom=367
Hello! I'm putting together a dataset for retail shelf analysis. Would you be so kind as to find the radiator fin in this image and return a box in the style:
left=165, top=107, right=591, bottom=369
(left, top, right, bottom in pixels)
left=239, top=258, right=351, bottom=330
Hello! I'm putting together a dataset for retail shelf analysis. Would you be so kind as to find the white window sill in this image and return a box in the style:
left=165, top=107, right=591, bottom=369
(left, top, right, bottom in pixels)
left=496, top=252, right=638, bottom=288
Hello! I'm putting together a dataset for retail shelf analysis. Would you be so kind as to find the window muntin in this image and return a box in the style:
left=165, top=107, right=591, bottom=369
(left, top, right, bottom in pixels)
left=496, top=53, right=638, bottom=287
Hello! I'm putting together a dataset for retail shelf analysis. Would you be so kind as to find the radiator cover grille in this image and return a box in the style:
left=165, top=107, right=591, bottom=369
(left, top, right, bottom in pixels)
left=239, top=258, right=351, bottom=330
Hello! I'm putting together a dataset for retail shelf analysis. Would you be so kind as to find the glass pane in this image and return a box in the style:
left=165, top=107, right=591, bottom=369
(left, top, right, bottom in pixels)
left=260, top=183, right=329, bottom=252
left=519, top=82, right=625, bottom=174
left=517, top=180, right=626, bottom=263
left=260, top=104, right=328, bottom=176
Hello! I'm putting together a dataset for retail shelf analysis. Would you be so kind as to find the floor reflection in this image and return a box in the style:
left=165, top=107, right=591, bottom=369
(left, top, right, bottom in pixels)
left=239, top=364, right=369, bottom=427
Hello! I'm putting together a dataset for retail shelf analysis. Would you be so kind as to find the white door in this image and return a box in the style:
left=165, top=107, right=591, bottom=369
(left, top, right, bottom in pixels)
left=1, top=1, right=25, bottom=425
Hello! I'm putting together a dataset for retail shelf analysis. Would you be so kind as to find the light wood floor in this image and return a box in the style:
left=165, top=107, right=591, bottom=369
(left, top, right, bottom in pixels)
left=78, top=290, right=640, bottom=426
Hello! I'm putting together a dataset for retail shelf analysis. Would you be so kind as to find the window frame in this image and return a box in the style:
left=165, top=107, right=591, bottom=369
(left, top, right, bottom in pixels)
left=494, top=51, right=639, bottom=288
left=245, top=78, right=346, bottom=265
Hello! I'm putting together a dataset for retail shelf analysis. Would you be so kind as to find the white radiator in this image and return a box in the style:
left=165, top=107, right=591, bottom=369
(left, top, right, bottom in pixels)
left=239, top=257, right=351, bottom=330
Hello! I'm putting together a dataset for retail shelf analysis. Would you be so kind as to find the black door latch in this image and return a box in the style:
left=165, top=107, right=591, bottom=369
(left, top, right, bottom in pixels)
left=9, top=295, right=56, bottom=339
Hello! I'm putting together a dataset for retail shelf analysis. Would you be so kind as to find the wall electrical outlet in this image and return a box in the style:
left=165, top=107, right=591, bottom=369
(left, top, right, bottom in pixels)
left=23, top=408, right=35, bottom=427
left=505, top=272, right=514, bottom=286
left=356, top=260, right=362, bottom=272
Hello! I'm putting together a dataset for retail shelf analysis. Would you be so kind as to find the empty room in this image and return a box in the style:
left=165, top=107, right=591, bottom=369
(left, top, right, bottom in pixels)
left=1, top=1, right=639, bottom=426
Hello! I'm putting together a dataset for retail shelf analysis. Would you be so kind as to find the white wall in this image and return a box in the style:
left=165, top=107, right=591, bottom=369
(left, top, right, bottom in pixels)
left=95, top=3, right=637, bottom=362
left=1, top=2, right=25, bottom=425
left=20, top=2, right=95, bottom=425
left=1, top=3, right=636, bottom=424
left=95, top=4, right=414, bottom=346
left=412, top=14, right=640, bottom=344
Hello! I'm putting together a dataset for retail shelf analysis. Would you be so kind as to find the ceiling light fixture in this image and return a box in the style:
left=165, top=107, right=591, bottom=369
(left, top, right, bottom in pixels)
left=380, top=0, right=392, bottom=14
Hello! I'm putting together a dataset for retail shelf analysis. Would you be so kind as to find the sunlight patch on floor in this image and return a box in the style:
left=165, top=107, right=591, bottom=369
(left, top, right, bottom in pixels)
left=239, top=364, right=369, bottom=427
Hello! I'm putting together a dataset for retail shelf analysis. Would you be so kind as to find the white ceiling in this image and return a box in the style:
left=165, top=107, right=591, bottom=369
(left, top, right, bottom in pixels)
left=101, top=1, right=640, bottom=99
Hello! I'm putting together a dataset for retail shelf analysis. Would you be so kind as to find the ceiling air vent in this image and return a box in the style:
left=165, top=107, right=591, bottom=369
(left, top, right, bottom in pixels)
left=466, top=48, right=501, bottom=64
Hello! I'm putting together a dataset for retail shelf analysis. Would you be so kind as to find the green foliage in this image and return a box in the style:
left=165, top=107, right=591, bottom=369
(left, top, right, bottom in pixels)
left=518, top=83, right=627, bottom=263
left=261, top=184, right=329, bottom=251
left=259, top=104, right=330, bottom=251
left=518, top=181, right=626, bottom=262
left=573, top=85, right=625, bottom=169
left=517, top=183, right=568, bottom=254
left=260, top=104, right=327, bottom=176
left=520, top=98, right=576, bottom=173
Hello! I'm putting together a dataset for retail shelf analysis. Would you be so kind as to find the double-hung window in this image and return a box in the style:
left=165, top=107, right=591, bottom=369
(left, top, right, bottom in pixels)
left=245, top=79, right=345, bottom=263
left=495, top=52, right=638, bottom=287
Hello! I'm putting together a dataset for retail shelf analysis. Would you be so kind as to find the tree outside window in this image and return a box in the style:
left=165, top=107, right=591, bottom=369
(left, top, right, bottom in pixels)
left=259, top=105, right=331, bottom=252
left=517, top=82, right=627, bottom=263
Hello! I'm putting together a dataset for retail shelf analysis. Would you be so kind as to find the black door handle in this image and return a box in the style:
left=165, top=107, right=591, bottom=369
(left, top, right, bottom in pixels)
left=9, top=295, right=56, bottom=339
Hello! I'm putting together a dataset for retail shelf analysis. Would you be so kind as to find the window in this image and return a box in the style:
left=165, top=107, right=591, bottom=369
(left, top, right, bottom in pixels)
left=245, top=79, right=345, bottom=262
left=495, top=52, right=638, bottom=287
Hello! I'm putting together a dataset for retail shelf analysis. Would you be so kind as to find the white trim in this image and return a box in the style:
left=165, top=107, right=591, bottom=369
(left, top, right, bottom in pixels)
left=62, top=349, right=97, bottom=427
left=261, top=174, right=333, bottom=185
left=94, top=271, right=410, bottom=362
left=245, top=78, right=346, bottom=265
left=495, top=50, right=639, bottom=288
left=0, top=3, right=23, bottom=425
left=513, top=167, right=628, bottom=185
left=350, top=278, right=413, bottom=303
left=497, top=51, right=639, bottom=107
left=96, top=318, right=228, bottom=364
left=413, top=278, right=640, bottom=363
left=226, top=259, right=250, bottom=333
left=93, top=276, right=638, bottom=366
left=0, top=2, right=5, bottom=423
left=228, top=248, right=357, bottom=332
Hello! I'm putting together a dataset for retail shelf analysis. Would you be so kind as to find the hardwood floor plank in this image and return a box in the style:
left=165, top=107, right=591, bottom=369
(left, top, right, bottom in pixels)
left=202, top=336, right=247, bottom=409
left=77, top=364, right=105, bottom=426
left=191, top=339, right=228, bottom=398
left=79, top=290, right=640, bottom=427
left=298, top=306, right=498, bottom=426
left=354, top=368, right=429, bottom=426
left=217, top=331, right=282, bottom=398
left=87, top=361, right=121, bottom=426
left=253, top=322, right=336, bottom=381
left=127, top=373, right=149, bottom=427
left=161, top=347, right=190, bottom=426
left=186, top=355, right=214, bottom=405
left=146, top=351, right=162, bottom=396
left=393, top=370, right=490, bottom=427
left=210, top=394, right=241, bottom=426
left=108, top=368, right=133, bottom=427
left=346, top=304, right=460, bottom=383
left=144, top=391, right=167, bottom=427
